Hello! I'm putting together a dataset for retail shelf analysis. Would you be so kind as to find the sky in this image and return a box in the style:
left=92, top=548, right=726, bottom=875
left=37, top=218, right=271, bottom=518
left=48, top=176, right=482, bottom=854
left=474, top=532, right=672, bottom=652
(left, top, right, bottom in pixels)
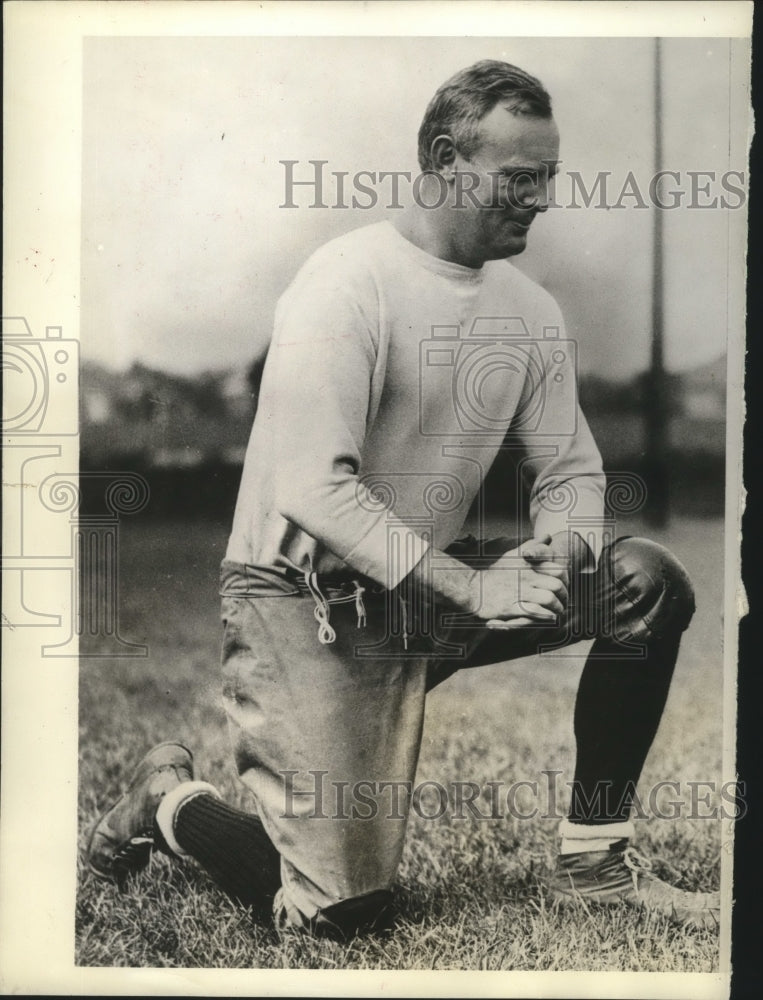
left=81, top=35, right=749, bottom=379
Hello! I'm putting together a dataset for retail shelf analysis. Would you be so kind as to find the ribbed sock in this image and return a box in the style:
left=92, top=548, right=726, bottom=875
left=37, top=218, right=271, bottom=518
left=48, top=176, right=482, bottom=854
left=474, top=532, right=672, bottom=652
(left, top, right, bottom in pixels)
left=159, top=793, right=282, bottom=910
left=570, top=631, right=681, bottom=823
left=155, top=780, right=223, bottom=855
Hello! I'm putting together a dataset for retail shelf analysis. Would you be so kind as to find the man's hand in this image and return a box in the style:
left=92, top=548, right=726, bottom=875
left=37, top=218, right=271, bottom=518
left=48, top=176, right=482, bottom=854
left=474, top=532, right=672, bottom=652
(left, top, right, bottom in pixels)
left=520, top=535, right=570, bottom=590
left=469, top=535, right=569, bottom=628
left=403, top=532, right=590, bottom=626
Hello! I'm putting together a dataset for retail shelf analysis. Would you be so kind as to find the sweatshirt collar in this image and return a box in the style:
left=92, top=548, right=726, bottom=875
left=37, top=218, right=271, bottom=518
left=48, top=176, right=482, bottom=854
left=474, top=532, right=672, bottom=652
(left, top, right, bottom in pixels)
left=382, top=221, right=485, bottom=283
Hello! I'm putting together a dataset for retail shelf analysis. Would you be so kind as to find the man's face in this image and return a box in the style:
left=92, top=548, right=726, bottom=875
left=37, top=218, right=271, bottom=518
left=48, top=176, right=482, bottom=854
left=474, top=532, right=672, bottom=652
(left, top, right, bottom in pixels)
left=452, top=106, right=560, bottom=263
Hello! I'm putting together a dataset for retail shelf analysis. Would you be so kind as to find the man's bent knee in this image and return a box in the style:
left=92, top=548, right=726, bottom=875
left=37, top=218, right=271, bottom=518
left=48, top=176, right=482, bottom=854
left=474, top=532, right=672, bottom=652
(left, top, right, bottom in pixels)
left=608, top=536, right=695, bottom=639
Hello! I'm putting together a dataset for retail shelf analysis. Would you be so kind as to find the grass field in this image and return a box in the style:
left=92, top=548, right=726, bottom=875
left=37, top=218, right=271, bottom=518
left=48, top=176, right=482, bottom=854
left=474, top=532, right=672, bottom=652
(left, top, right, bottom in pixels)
left=76, top=513, right=727, bottom=970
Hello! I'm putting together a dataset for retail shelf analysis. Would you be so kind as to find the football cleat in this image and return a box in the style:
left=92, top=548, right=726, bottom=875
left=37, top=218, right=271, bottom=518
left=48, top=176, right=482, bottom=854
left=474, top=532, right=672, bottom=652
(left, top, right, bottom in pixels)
left=546, top=838, right=720, bottom=929
left=87, top=741, right=193, bottom=883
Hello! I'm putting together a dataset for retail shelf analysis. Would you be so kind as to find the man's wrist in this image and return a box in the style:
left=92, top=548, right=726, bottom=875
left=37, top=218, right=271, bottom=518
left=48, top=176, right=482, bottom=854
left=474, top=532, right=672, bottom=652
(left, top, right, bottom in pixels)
left=463, top=567, right=482, bottom=615
left=549, top=530, right=594, bottom=574
left=432, top=560, right=481, bottom=613
left=402, top=551, right=480, bottom=614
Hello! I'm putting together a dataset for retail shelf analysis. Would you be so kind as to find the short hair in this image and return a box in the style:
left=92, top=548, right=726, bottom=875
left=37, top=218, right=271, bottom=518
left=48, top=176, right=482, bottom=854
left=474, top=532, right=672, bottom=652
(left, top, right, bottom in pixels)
left=417, top=59, right=553, bottom=171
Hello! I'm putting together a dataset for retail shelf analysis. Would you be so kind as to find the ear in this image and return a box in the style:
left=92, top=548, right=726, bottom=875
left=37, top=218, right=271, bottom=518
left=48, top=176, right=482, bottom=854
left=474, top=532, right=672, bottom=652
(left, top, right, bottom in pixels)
left=429, top=134, right=458, bottom=179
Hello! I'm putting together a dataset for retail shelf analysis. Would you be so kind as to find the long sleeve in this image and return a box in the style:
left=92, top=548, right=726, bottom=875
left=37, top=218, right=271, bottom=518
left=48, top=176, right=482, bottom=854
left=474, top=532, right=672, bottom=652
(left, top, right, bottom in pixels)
left=264, top=270, right=429, bottom=588
left=514, top=310, right=607, bottom=566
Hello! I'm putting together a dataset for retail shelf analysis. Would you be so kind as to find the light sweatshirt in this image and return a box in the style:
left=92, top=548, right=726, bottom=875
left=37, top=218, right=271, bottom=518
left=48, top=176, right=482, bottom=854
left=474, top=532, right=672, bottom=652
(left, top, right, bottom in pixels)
left=226, top=221, right=606, bottom=590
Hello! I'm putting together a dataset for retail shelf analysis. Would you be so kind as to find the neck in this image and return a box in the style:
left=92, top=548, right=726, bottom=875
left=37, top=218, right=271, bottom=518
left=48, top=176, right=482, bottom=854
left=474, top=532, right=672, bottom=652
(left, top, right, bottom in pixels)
left=393, top=202, right=484, bottom=270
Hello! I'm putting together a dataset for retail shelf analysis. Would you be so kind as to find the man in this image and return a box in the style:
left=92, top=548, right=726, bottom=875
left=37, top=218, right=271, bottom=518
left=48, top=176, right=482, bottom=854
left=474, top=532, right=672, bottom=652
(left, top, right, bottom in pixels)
left=88, top=60, right=719, bottom=938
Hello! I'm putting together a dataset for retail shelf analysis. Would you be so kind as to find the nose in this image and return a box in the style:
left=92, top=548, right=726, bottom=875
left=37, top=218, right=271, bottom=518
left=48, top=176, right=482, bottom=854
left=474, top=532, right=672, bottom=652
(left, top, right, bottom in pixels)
left=529, top=174, right=551, bottom=213
left=512, top=172, right=551, bottom=213
left=514, top=190, right=548, bottom=216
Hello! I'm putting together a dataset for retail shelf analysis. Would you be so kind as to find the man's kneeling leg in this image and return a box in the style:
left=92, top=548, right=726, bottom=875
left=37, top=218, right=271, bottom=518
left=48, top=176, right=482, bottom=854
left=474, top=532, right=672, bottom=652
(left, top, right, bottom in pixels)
left=570, top=536, right=696, bottom=824
left=548, top=537, right=719, bottom=928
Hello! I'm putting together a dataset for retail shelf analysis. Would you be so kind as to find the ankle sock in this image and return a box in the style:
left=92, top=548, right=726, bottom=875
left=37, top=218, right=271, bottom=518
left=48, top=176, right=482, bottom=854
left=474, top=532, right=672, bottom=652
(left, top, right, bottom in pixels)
left=155, top=780, right=222, bottom=856
left=559, top=818, right=634, bottom=855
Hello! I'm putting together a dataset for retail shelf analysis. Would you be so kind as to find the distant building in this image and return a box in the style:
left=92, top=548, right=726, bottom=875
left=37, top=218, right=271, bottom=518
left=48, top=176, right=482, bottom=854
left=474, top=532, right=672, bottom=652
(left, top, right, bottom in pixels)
left=80, top=360, right=255, bottom=468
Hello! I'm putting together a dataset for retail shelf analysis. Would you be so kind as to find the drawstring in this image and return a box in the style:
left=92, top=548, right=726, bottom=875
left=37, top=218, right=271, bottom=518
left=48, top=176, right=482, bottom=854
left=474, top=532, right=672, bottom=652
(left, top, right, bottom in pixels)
left=305, top=571, right=337, bottom=645
left=302, top=570, right=409, bottom=650
left=304, top=571, right=368, bottom=645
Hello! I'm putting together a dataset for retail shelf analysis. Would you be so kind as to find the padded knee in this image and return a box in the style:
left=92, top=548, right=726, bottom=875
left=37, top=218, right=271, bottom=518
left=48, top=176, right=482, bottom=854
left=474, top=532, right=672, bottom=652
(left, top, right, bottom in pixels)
left=273, top=889, right=393, bottom=941
left=306, top=889, right=395, bottom=940
left=610, top=536, right=695, bottom=638
left=275, top=885, right=394, bottom=939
